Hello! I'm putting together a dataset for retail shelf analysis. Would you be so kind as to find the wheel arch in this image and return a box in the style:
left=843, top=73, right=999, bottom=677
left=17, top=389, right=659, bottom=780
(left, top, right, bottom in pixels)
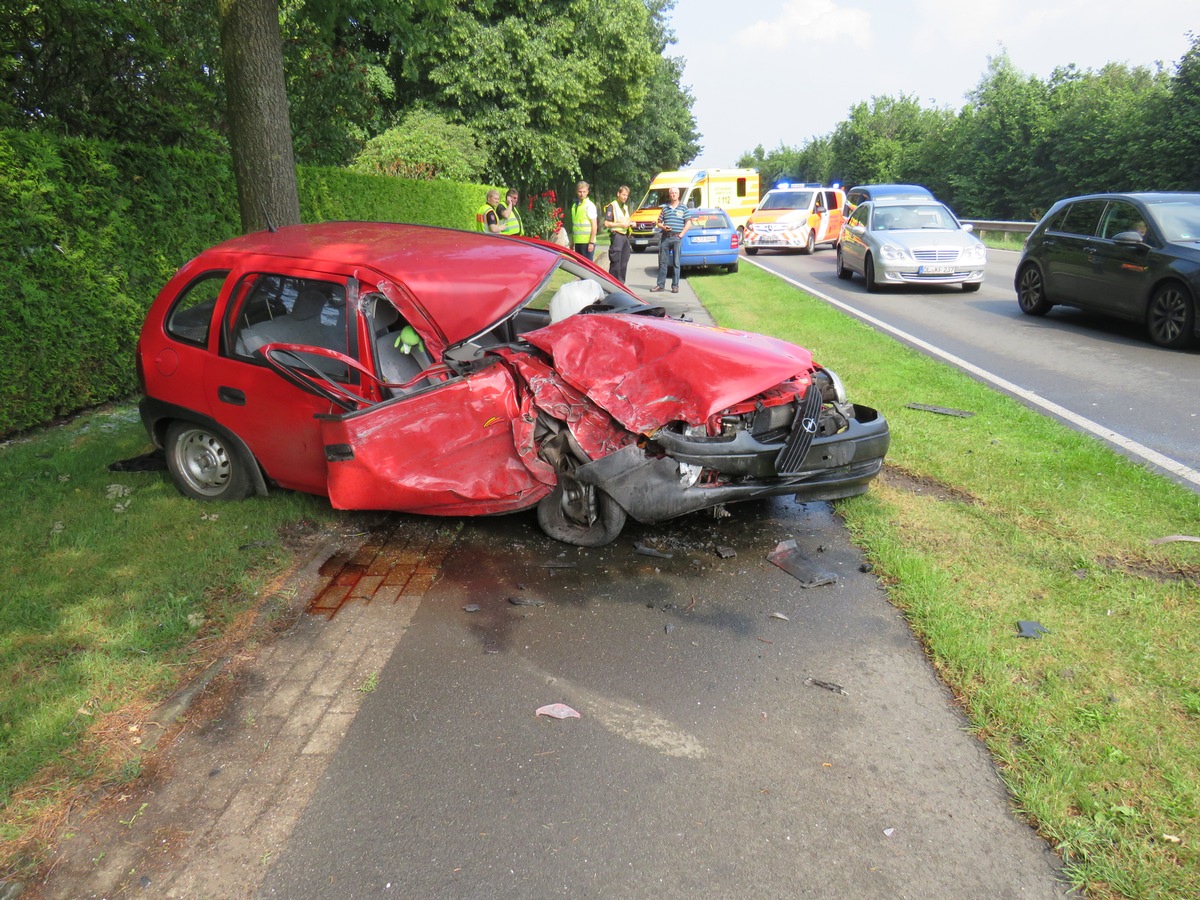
left=139, top=398, right=270, bottom=496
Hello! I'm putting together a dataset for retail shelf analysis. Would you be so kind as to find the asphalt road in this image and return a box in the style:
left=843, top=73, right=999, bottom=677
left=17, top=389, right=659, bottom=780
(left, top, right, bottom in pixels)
left=261, top=502, right=1066, bottom=898
left=748, top=246, right=1200, bottom=489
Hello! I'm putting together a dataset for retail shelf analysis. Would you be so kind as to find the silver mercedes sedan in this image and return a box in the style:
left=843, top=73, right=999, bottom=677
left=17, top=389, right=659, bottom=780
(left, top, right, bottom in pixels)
left=836, top=198, right=987, bottom=292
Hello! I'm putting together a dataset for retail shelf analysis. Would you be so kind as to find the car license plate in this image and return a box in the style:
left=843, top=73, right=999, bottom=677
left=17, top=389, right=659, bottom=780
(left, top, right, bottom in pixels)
left=919, top=264, right=954, bottom=275
left=691, top=235, right=717, bottom=244
left=760, top=236, right=780, bottom=244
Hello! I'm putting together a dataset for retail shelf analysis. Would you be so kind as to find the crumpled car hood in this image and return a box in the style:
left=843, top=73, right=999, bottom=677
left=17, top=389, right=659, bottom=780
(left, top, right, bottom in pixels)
left=524, top=315, right=815, bottom=434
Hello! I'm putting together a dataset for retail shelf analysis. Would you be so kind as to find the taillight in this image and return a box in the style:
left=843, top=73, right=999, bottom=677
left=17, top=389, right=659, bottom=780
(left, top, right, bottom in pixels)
left=731, top=231, right=740, bottom=249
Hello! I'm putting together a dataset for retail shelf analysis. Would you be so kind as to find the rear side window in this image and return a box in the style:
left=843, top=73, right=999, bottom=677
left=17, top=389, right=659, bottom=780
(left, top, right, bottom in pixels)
left=1052, top=200, right=1106, bottom=237
left=166, top=271, right=228, bottom=347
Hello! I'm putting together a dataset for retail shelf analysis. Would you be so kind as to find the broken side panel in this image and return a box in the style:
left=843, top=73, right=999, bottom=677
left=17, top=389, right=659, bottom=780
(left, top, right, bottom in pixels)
left=321, top=362, right=553, bottom=516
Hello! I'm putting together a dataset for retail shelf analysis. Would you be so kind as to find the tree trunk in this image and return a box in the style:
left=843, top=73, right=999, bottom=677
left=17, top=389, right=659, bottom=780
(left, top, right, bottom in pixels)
left=217, top=0, right=301, bottom=233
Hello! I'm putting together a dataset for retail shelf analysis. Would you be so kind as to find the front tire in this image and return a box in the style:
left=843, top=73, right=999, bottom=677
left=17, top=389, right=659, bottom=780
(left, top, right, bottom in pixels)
left=1016, top=264, right=1053, bottom=315
left=962, top=282, right=981, bottom=293
left=745, top=247, right=759, bottom=256
left=1147, top=282, right=1195, bottom=348
left=536, top=475, right=626, bottom=547
left=165, top=422, right=254, bottom=501
left=865, top=255, right=880, bottom=293
left=801, top=230, right=816, bottom=255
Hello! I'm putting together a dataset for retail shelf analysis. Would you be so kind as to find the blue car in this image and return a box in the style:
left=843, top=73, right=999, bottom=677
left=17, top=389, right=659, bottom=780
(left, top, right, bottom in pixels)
left=680, top=208, right=740, bottom=273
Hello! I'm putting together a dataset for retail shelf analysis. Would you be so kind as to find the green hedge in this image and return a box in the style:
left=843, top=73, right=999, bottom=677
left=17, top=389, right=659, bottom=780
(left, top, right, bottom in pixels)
left=0, top=130, right=495, bottom=437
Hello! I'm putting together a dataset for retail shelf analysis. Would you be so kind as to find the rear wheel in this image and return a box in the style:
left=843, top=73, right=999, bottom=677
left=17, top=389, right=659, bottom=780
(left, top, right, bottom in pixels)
left=726, top=260, right=739, bottom=273
left=165, top=422, right=253, bottom=501
left=1016, top=264, right=1053, bottom=315
left=865, top=255, right=880, bottom=293
left=536, top=473, right=626, bottom=547
left=835, top=247, right=852, bottom=280
left=1147, top=282, right=1195, bottom=348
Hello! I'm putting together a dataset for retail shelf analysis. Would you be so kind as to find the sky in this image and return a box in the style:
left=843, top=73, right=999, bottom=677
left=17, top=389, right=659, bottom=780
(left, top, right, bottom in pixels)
left=670, top=0, right=1197, bottom=168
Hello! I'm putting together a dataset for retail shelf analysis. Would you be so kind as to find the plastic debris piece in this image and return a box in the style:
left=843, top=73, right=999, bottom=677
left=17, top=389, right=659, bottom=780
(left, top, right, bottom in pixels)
left=536, top=703, right=581, bottom=719
left=463, top=604, right=481, bottom=612
left=508, top=596, right=545, bottom=607
left=769, top=612, right=790, bottom=621
left=905, top=403, right=974, bottom=417
left=716, top=546, right=736, bottom=559
left=806, top=677, right=848, bottom=696
left=1017, top=620, right=1050, bottom=639
left=1148, top=534, right=1200, bottom=544
left=541, top=561, right=576, bottom=569
left=767, top=540, right=838, bottom=587
left=665, top=623, right=675, bottom=634
left=634, top=542, right=673, bottom=559
left=883, top=827, right=895, bottom=837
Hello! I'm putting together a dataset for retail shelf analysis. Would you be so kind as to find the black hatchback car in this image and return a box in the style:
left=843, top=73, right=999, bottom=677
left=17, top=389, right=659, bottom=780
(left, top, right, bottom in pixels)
left=1015, top=192, right=1200, bottom=348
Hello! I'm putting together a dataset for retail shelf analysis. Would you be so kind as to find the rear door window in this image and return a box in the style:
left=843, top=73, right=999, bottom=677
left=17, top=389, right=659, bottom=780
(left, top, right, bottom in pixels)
left=1053, top=201, right=1106, bottom=238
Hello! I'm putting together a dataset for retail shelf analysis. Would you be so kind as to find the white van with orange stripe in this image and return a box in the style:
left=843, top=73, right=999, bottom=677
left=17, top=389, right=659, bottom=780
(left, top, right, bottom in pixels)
left=743, top=184, right=846, bottom=255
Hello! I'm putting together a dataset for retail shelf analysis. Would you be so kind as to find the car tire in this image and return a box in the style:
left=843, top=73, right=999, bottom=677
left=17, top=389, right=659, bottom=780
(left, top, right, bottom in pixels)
left=1147, top=282, right=1195, bottom=348
left=836, top=247, right=853, bottom=280
left=745, top=247, right=759, bottom=256
left=1016, top=264, right=1053, bottom=316
left=801, top=230, right=816, bottom=255
left=165, top=421, right=254, bottom=501
left=865, top=255, right=880, bottom=293
left=962, top=282, right=981, bottom=293
left=726, top=261, right=739, bottom=273
left=536, top=476, right=626, bottom=547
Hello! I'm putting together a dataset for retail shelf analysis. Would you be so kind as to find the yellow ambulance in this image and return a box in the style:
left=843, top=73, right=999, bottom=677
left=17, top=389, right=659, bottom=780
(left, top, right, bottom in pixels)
left=630, top=168, right=760, bottom=252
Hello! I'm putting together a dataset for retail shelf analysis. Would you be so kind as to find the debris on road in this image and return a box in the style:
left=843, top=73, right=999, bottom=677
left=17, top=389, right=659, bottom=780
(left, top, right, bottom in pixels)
left=905, top=403, right=975, bottom=418
left=508, top=596, right=545, bottom=607
left=716, top=546, right=736, bottom=559
left=463, top=604, right=481, bottom=612
left=769, top=612, right=790, bottom=621
left=536, top=703, right=581, bottom=719
left=767, top=540, right=838, bottom=587
left=1017, top=620, right=1050, bottom=639
left=806, top=677, right=848, bottom=696
left=634, top=543, right=674, bottom=559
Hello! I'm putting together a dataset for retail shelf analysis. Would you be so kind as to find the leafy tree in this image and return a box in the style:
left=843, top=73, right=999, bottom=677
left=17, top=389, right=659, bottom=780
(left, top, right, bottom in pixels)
left=1151, top=32, right=1200, bottom=190
left=351, top=109, right=488, bottom=180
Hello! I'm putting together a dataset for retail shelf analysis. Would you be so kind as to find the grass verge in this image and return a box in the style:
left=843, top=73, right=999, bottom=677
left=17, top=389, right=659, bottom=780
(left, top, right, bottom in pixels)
left=690, top=264, right=1200, bottom=898
left=0, top=405, right=340, bottom=877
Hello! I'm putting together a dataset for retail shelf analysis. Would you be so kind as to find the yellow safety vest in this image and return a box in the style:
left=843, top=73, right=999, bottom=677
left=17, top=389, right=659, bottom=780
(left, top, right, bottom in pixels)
left=571, top=200, right=595, bottom=245
left=607, top=200, right=631, bottom=235
left=476, top=203, right=497, bottom=233
left=498, top=202, right=523, bottom=235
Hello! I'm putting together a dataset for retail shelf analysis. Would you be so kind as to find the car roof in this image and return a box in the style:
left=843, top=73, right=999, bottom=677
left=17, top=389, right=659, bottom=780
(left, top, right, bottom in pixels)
left=869, top=197, right=947, bottom=208
left=1051, top=192, right=1200, bottom=203
left=197, top=222, right=563, bottom=347
left=848, top=184, right=933, bottom=197
left=691, top=207, right=730, bottom=217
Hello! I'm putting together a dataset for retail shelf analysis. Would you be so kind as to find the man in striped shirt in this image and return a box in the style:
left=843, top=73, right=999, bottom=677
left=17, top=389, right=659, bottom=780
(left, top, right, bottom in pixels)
left=651, top=187, right=692, bottom=293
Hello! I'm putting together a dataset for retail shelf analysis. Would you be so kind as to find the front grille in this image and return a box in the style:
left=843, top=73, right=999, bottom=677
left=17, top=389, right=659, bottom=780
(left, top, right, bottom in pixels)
left=775, top=384, right=823, bottom=474
left=912, top=248, right=959, bottom=262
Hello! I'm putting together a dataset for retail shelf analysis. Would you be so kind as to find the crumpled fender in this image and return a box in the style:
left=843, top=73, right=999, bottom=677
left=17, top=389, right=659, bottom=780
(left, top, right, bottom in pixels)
left=524, top=315, right=815, bottom=434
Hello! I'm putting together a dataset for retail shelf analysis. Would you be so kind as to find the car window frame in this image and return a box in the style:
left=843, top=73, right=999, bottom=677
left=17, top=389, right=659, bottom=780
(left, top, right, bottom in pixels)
left=164, top=270, right=230, bottom=349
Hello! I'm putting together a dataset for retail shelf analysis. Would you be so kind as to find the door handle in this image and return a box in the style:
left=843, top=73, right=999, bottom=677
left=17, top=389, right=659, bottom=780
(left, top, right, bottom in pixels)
left=217, top=386, right=246, bottom=406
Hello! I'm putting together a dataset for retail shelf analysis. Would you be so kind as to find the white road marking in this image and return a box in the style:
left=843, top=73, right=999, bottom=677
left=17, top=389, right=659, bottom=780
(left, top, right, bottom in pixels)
left=749, top=259, right=1200, bottom=490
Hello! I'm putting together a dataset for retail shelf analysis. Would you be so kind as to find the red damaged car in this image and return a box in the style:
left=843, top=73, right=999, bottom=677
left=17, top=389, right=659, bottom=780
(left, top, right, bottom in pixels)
left=137, top=222, right=889, bottom=546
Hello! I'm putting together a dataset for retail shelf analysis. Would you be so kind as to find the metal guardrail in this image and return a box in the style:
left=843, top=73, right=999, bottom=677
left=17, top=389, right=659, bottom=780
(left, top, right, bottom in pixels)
left=961, top=219, right=1036, bottom=235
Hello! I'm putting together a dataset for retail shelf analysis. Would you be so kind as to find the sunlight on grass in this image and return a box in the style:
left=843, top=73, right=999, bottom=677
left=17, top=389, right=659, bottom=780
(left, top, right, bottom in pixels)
left=692, top=265, right=1200, bottom=898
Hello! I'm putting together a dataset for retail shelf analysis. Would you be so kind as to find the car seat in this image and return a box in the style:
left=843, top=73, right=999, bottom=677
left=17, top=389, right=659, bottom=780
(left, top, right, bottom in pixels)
left=372, top=301, right=433, bottom=394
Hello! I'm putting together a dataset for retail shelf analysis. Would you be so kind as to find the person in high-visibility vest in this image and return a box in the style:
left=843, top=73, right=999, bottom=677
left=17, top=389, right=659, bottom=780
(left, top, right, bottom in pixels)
left=571, top=181, right=598, bottom=260
left=603, top=185, right=633, bottom=282
left=475, top=190, right=502, bottom=234
left=497, top=188, right=524, bottom=236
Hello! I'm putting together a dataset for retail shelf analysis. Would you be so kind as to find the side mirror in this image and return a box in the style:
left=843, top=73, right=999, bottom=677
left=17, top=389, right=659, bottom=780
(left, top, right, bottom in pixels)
left=847, top=224, right=866, bottom=236
left=1112, top=231, right=1145, bottom=245
left=961, top=223, right=974, bottom=233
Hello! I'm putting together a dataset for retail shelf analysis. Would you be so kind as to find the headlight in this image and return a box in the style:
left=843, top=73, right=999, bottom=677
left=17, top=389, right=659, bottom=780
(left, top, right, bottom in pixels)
left=964, top=243, right=987, bottom=263
left=813, top=367, right=847, bottom=404
left=879, top=243, right=911, bottom=262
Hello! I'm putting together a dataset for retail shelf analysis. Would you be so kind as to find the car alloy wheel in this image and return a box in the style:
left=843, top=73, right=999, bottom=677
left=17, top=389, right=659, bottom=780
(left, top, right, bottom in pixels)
left=1016, top=264, right=1052, bottom=316
left=1147, top=282, right=1195, bottom=349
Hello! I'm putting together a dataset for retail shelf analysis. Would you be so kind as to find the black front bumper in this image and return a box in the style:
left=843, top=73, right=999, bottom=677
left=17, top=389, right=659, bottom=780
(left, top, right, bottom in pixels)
left=575, top=405, right=890, bottom=523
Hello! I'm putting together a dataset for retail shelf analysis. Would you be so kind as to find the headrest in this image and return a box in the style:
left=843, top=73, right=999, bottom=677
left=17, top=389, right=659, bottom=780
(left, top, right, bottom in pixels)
left=292, top=288, right=327, bottom=320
